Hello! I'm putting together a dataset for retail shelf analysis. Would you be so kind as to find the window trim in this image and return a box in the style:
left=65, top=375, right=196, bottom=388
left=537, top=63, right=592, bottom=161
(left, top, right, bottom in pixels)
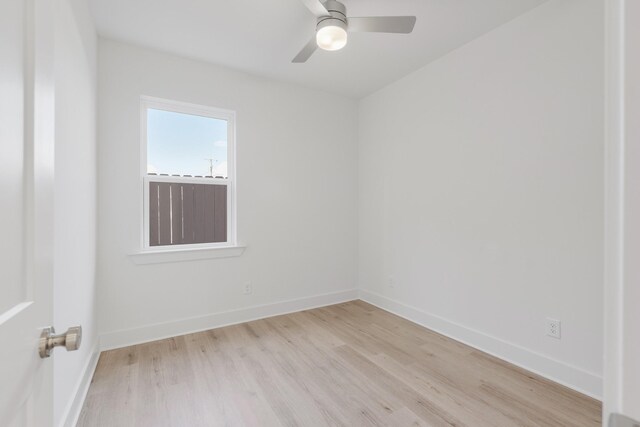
left=139, top=96, right=237, bottom=253
left=129, top=245, right=246, bottom=265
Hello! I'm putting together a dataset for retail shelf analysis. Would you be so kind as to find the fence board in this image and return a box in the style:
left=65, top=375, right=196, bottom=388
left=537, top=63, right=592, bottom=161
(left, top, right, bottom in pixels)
left=214, top=185, right=227, bottom=242
left=149, top=182, right=160, bottom=246
left=158, top=182, right=171, bottom=245
left=204, top=185, right=216, bottom=242
left=193, top=184, right=206, bottom=244
left=170, top=183, right=183, bottom=244
left=182, top=184, right=195, bottom=244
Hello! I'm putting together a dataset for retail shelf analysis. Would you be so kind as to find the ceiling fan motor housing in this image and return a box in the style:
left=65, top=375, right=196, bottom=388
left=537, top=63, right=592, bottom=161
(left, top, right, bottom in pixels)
left=316, top=0, right=347, bottom=31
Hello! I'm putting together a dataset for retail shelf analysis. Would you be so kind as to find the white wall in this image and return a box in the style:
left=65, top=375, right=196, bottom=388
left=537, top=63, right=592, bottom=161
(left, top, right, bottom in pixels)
left=53, top=0, right=98, bottom=425
left=358, top=0, right=604, bottom=398
left=97, top=40, right=358, bottom=345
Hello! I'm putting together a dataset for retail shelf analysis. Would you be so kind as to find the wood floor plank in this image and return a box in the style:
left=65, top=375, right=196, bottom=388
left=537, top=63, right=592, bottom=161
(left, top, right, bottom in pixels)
left=78, top=302, right=601, bottom=426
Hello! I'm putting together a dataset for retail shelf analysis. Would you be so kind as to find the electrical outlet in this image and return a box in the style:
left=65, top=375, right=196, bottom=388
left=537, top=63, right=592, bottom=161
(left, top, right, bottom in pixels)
left=546, top=318, right=561, bottom=339
left=243, top=281, right=253, bottom=295
left=387, top=276, right=396, bottom=288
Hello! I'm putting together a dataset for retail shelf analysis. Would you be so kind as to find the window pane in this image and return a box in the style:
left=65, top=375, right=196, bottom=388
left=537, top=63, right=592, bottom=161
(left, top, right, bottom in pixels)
left=148, top=181, right=227, bottom=246
left=147, top=108, right=228, bottom=177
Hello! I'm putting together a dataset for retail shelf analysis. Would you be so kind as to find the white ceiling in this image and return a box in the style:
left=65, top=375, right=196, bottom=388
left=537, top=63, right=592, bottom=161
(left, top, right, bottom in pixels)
left=89, top=0, right=546, bottom=98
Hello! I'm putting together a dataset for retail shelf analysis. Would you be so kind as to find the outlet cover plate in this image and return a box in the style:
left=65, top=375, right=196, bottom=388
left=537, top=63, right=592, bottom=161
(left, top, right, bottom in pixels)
left=546, top=318, right=561, bottom=339
left=243, top=281, right=253, bottom=295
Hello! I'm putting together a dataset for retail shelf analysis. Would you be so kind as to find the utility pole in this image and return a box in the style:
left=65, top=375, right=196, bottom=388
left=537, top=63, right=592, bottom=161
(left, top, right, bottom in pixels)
left=205, top=158, right=214, bottom=176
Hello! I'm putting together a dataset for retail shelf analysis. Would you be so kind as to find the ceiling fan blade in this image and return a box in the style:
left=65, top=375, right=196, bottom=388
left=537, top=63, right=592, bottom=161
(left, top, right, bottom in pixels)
left=299, top=0, right=329, bottom=17
left=292, top=36, right=318, bottom=63
left=348, top=16, right=417, bottom=33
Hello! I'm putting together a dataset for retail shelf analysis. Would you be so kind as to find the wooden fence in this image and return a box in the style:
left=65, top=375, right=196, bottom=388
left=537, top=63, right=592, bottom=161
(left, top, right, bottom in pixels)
left=149, top=181, right=227, bottom=246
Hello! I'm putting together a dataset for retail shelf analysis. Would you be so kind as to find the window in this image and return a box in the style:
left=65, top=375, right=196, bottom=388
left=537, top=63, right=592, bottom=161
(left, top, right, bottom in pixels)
left=141, top=97, right=235, bottom=250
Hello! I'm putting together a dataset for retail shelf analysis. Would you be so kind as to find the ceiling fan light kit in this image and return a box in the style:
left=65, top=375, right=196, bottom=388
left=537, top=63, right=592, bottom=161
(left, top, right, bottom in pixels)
left=315, top=0, right=348, bottom=51
left=293, top=0, right=417, bottom=63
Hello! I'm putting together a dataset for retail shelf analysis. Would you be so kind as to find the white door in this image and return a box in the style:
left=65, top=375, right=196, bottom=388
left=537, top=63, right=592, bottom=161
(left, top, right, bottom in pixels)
left=604, top=1, right=640, bottom=426
left=0, top=0, right=56, bottom=425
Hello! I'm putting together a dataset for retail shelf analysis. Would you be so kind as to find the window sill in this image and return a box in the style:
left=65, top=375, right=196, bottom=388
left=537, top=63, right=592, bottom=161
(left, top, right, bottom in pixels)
left=128, top=245, right=246, bottom=265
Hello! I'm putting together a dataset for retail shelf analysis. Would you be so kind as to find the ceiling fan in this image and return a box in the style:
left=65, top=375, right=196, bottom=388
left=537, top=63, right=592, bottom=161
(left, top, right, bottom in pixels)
left=293, top=0, right=417, bottom=63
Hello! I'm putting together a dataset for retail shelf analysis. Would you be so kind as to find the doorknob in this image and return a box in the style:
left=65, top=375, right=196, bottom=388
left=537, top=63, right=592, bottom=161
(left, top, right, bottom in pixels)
left=39, top=326, right=82, bottom=358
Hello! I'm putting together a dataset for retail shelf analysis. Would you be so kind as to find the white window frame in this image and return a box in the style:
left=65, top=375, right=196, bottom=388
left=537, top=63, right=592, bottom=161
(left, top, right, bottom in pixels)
left=139, top=96, right=237, bottom=253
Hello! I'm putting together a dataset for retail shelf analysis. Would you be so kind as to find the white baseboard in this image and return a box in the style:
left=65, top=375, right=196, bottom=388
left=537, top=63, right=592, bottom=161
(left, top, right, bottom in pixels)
left=100, top=289, right=359, bottom=351
left=59, top=343, right=100, bottom=427
left=358, top=289, right=602, bottom=400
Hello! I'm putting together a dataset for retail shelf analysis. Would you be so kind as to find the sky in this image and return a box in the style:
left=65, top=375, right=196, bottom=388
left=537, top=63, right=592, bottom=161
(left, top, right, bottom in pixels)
left=147, top=108, right=228, bottom=177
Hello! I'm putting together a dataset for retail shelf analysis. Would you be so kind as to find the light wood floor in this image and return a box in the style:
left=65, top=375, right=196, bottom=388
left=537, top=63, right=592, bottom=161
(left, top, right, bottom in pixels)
left=78, top=301, right=601, bottom=426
